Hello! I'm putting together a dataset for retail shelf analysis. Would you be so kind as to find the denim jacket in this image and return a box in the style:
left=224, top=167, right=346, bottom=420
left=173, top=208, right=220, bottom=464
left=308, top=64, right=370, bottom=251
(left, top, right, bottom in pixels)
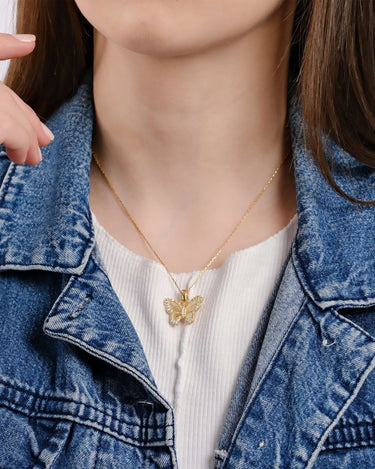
left=0, top=75, right=375, bottom=469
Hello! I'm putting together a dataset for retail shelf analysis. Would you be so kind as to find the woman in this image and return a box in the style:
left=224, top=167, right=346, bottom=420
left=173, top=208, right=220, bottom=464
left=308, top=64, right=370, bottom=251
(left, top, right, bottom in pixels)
left=0, top=0, right=374, bottom=468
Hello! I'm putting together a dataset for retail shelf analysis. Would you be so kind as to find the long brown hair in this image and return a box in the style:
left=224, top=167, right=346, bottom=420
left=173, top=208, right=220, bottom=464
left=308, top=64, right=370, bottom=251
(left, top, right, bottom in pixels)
left=5, top=0, right=375, bottom=204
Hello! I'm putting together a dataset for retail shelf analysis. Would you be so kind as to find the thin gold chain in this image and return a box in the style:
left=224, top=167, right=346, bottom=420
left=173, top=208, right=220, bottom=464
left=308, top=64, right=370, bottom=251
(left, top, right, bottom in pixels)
left=92, top=149, right=290, bottom=297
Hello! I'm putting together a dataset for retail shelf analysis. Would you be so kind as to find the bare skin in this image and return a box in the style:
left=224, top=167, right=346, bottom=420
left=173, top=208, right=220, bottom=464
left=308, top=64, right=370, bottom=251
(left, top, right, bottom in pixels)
left=83, top=0, right=297, bottom=272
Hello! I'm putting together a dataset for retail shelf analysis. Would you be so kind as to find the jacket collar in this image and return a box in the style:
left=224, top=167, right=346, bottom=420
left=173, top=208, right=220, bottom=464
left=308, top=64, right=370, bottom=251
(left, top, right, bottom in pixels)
left=0, top=74, right=95, bottom=275
left=0, top=75, right=374, bottom=306
left=289, top=103, right=375, bottom=308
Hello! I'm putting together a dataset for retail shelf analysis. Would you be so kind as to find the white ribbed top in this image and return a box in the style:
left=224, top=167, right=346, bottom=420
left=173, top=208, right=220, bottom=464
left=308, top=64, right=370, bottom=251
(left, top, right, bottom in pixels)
left=92, top=212, right=298, bottom=469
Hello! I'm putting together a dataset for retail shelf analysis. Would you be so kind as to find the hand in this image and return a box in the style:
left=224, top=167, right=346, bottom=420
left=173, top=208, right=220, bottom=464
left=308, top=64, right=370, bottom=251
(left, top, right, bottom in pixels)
left=0, top=33, right=54, bottom=165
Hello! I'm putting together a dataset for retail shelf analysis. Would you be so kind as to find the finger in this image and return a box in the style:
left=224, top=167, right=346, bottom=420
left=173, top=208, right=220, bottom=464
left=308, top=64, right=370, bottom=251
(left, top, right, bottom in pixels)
left=7, top=86, right=54, bottom=147
left=8, top=107, right=44, bottom=165
left=25, top=143, right=43, bottom=166
left=0, top=33, right=36, bottom=61
left=0, top=110, right=41, bottom=165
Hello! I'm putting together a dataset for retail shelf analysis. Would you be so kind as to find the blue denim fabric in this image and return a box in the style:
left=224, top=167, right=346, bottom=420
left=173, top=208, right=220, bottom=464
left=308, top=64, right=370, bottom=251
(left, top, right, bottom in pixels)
left=0, top=73, right=375, bottom=468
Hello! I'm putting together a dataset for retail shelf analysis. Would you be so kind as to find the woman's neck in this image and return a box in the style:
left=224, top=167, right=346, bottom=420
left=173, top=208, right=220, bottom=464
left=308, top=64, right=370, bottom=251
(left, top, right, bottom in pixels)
left=90, top=1, right=297, bottom=272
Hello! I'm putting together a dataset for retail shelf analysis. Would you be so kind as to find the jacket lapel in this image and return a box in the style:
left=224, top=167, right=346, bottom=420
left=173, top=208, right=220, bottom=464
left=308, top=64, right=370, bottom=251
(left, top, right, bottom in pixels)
left=219, top=264, right=375, bottom=469
left=43, top=248, right=173, bottom=414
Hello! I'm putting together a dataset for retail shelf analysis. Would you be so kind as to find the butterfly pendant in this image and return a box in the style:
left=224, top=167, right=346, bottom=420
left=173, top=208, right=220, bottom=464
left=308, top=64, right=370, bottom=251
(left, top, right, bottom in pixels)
left=164, top=289, right=203, bottom=326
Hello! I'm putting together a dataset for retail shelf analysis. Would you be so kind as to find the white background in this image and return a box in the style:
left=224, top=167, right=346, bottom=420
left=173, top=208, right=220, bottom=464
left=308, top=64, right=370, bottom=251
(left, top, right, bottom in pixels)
left=0, top=0, right=17, bottom=81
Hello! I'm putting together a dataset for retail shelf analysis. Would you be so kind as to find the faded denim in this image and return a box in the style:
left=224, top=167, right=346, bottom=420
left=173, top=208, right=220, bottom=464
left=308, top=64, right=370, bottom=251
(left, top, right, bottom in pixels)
left=0, top=73, right=375, bottom=468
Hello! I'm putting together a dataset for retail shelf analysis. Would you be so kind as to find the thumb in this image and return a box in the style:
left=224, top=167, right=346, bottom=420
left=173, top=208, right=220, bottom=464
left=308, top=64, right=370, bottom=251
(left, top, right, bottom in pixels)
left=0, top=33, right=36, bottom=61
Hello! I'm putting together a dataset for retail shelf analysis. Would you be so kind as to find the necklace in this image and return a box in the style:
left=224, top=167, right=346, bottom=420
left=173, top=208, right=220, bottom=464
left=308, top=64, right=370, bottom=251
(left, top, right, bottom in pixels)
left=92, top=149, right=289, bottom=326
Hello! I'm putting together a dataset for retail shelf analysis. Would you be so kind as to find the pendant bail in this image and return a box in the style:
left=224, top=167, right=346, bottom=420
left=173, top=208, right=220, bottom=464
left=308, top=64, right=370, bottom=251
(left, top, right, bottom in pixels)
left=181, top=289, right=189, bottom=301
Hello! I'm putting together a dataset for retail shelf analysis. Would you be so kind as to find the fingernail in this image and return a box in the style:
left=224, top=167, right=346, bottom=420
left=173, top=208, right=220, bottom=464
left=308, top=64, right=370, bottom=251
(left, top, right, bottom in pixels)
left=12, top=34, right=36, bottom=42
left=41, top=123, right=54, bottom=141
left=38, top=147, right=43, bottom=162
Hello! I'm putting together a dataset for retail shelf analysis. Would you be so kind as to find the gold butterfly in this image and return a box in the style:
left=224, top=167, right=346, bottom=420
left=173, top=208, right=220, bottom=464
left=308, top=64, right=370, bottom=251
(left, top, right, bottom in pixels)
left=164, top=289, right=203, bottom=326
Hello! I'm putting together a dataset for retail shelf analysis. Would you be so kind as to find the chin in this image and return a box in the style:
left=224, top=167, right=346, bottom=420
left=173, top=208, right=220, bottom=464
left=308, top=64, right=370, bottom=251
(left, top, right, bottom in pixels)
left=77, top=0, right=195, bottom=57
left=78, top=0, right=294, bottom=59
left=116, top=36, right=214, bottom=59
left=114, top=30, right=190, bottom=58
left=105, top=12, right=210, bottom=58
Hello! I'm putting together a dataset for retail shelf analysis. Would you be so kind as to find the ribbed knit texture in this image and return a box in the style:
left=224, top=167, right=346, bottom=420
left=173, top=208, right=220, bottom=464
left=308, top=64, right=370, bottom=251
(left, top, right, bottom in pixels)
left=92, top=212, right=298, bottom=469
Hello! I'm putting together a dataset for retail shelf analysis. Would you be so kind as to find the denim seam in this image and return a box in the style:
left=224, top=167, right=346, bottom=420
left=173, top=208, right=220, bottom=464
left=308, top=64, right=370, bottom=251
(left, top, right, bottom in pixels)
left=94, top=372, right=105, bottom=469
left=0, top=379, right=168, bottom=430
left=0, top=245, right=93, bottom=273
left=34, top=418, right=64, bottom=466
left=322, top=441, right=375, bottom=451
left=0, top=247, right=93, bottom=271
left=0, top=160, right=15, bottom=208
left=44, top=257, right=97, bottom=326
left=331, top=307, right=375, bottom=342
left=323, top=438, right=375, bottom=450
left=292, top=236, right=322, bottom=303
left=67, top=292, right=93, bottom=319
left=166, top=393, right=175, bottom=447
left=306, top=353, right=375, bottom=469
left=45, top=273, right=78, bottom=321
left=93, top=423, right=103, bottom=469
left=0, top=397, right=170, bottom=432
left=221, top=294, right=308, bottom=467
left=332, top=422, right=375, bottom=431
left=336, top=303, right=375, bottom=312
left=0, top=401, right=169, bottom=447
left=322, top=421, right=375, bottom=449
